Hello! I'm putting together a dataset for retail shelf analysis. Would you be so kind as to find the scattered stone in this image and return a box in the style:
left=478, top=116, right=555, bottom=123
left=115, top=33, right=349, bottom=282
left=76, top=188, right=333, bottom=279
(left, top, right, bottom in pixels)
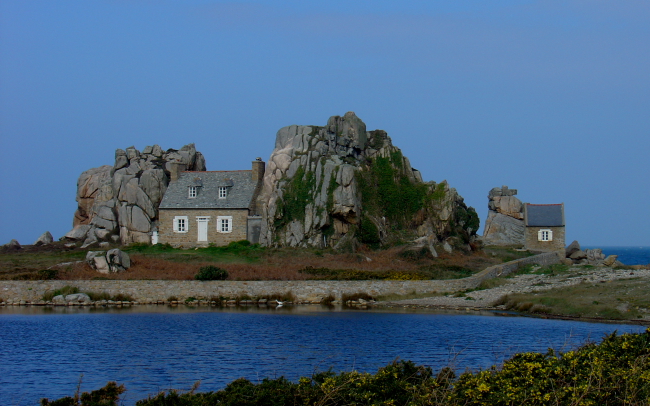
left=65, top=293, right=91, bottom=303
left=34, top=231, right=54, bottom=246
left=565, top=240, right=581, bottom=257
left=4, top=239, right=21, bottom=250
left=603, top=255, right=618, bottom=266
left=569, top=250, right=587, bottom=260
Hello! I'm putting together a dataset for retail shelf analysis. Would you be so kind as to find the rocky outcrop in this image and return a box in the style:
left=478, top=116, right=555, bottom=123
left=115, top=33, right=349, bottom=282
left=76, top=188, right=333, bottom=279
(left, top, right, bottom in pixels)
left=66, top=144, right=206, bottom=246
left=563, top=240, right=624, bottom=267
left=482, top=186, right=525, bottom=246
left=257, top=112, right=479, bottom=251
left=86, top=249, right=131, bottom=273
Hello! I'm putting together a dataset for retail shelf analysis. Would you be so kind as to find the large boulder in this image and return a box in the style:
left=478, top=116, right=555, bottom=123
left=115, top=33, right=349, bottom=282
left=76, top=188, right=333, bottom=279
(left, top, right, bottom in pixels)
left=67, top=144, right=206, bottom=245
left=565, top=240, right=581, bottom=257
left=86, top=249, right=131, bottom=273
left=257, top=112, right=479, bottom=249
left=3, top=239, right=21, bottom=250
left=482, top=186, right=525, bottom=246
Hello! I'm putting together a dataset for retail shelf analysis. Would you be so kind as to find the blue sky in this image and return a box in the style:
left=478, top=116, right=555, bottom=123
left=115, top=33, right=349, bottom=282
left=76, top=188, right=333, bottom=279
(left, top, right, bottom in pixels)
left=1, top=0, right=648, bottom=246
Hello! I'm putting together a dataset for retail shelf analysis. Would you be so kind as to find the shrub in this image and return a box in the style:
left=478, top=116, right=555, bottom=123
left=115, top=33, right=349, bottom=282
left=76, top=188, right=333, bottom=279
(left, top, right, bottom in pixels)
left=37, top=269, right=59, bottom=280
left=194, top=266, right=228, bottom=281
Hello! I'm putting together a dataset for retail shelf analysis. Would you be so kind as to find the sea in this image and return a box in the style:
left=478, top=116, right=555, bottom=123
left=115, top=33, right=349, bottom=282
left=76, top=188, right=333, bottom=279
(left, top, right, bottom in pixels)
left=583, top=246, right=650, bottom=265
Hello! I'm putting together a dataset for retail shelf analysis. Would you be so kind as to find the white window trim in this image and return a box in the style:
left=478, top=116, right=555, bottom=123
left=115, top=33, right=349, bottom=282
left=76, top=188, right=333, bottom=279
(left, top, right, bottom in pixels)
left=218, top=186, right=227, bottom=199
left=173, top=216, right=189, bottom=233
left=217, top=216, right=233, bottom=233
left=188, top=186, right=197, bottom=198
left=538, top=229, right=553, bottom=242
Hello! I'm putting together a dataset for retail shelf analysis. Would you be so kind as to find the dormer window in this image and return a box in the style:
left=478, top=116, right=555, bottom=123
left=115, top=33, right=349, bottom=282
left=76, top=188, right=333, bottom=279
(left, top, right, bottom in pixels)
left=218, top=186, right=227, bottom=199
left=188, top=186, right=197, bottom=198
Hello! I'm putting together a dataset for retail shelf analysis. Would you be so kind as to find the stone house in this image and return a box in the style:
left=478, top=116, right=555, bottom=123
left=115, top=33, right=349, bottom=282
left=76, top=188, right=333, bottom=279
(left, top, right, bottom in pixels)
left=156, top=159, right=265, bottom=247
left=523, top=203, right=565, bottom=253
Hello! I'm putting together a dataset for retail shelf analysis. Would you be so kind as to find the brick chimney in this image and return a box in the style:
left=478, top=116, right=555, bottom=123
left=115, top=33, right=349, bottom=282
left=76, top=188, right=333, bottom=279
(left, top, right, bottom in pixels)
left=252, top=157, right=265, bottom=182
left=169, top=162, right=187, bottom=182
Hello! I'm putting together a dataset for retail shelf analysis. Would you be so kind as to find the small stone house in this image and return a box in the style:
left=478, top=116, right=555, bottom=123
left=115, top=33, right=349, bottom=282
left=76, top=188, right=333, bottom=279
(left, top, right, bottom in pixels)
left=156, top=159, right=265, bottom=247
left=523, top=203, right=565, bottom=253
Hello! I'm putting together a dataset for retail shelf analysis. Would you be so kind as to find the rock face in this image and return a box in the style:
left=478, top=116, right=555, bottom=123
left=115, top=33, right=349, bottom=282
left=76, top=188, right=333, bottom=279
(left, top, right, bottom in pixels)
left=482, top=186, right=525, bottom=246
left=257, top=112, right=479, bottom=250
left=66, top=144, right=206, bottom=246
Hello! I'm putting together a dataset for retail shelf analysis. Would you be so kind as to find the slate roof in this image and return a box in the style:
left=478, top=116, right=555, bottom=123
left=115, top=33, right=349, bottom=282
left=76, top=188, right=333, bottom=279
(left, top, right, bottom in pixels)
left=159, top=171, right=256, bottom=209
left=525, top=203, right=565, bottom=227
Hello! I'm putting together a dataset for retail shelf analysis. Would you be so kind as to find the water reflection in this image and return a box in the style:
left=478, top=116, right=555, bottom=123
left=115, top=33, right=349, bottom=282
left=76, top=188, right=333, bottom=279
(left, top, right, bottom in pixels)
left=0, top=306, right=643, bottom=406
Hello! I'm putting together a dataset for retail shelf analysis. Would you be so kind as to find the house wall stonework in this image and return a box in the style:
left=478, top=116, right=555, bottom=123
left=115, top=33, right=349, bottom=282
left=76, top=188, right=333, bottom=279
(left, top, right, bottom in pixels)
left=524, top=226, right=565, bottom=253
left=158, top=208, right=249, bottom=247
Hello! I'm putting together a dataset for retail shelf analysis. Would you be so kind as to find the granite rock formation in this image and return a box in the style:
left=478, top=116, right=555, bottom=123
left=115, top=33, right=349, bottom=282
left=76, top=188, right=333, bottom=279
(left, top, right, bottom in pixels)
left=257, top=112, right=479, bottom=251
left=66, top=144, right=206, bottom=246
left=482, top=186, right=525, bottom=246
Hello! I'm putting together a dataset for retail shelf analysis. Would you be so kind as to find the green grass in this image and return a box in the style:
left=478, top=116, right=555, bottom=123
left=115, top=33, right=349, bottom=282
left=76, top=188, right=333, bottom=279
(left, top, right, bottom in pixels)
left=122, top=240, right=264, bottom=264
left=500, top=278, right=650, bottom=320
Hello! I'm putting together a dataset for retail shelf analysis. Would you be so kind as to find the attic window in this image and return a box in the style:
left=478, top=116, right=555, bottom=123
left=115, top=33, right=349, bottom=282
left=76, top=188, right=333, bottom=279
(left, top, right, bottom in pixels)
left=218, top=186, right=227, bottom=199
left=188, top=186, right=198, bottom=198
left=538, top=229, right=553, bottom=242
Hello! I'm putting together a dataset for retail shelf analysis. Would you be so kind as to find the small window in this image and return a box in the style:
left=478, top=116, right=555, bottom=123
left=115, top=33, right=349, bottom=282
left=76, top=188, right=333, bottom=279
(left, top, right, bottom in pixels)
left=538, top=229, right=553, bottom=242
left=188, top=186, right=197, bottom=198
left=218, top=186, right=227, bottom=199
left=217, top=216, right=232, bottom=233
left=173, top=216, right=189, bottom=233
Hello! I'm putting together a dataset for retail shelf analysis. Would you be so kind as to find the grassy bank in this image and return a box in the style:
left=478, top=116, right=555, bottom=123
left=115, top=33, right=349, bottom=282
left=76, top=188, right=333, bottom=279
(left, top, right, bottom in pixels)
left=0, top=242, right=529, bottom=281
left=42, top=329, right=650, bottom=406
left=499, top=276, right=650, bottom=321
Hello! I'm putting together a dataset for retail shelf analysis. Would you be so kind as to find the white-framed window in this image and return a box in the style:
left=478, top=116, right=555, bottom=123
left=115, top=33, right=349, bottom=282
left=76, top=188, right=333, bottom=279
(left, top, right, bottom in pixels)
left=218, top=186, right=227, bottom=199
left=173, top=216, right=189, bottom=233
left=538, top=229, right=553, bottom=242
left=188, top=186, right=197, bottom=198
left=217, top=216, right=232, bottom=233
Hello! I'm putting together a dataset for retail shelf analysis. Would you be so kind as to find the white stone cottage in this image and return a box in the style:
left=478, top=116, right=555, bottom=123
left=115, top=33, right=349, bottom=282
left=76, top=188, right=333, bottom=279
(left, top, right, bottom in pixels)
left=523, top=203, right=565, bottom=253
left=156, top=159, right=265, bottom=247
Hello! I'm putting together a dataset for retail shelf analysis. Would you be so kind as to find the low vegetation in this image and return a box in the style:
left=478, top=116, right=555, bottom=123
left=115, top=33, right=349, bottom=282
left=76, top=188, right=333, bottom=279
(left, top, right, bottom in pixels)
left=194, top=265, right=228, bottom=281
left=41, top=329, right=650, bottom=406
left=498, top=277, right=650, bottom=321
left=0, top=241, right=510, bottom=281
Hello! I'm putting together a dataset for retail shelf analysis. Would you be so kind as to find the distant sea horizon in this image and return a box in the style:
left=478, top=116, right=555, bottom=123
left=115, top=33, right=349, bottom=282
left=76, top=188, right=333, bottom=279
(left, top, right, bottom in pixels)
left=582, top=246, right=650, bottom=266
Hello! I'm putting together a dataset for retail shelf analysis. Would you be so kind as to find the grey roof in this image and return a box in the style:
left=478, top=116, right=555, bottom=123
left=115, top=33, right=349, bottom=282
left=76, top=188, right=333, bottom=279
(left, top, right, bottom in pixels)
left=160, top=171, right=256, bottom=209
left=525, top=203, right=565, bottom=227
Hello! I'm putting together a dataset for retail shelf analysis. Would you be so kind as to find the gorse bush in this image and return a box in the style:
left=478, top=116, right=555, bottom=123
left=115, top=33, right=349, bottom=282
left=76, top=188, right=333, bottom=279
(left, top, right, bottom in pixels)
left=45, top=329, right=650, bottom=405
left=194, top=266, right=228, bottom=281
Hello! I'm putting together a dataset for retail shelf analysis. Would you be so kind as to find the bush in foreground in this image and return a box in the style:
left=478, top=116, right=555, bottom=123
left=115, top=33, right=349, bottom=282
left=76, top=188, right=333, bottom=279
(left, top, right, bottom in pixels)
left=42, top=329, right=650, bottom=405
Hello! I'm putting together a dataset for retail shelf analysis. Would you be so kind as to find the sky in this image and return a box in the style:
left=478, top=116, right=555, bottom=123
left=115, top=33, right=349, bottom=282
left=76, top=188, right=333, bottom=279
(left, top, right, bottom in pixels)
left=1, top=0, right=648, bottom=246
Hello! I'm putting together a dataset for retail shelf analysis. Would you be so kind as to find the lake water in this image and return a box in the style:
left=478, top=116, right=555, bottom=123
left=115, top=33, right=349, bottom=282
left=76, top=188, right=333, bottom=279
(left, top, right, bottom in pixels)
left=0, top=306, right=645, bottom=405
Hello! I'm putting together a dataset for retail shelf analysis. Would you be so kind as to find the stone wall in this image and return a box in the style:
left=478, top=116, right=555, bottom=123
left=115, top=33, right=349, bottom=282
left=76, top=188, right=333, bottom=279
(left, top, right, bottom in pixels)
left=158, top=208, right=249, bottom=247
left=524, top=226, right=566, bottom=254
left=0, top=252, right=560, bottom=304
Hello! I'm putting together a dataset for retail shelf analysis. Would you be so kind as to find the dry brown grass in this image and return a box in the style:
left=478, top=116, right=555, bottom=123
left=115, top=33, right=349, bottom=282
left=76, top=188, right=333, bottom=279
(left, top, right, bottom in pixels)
left=3, top=243, right=503, bottom=281
left=56, top=247, right=499, bottom=280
